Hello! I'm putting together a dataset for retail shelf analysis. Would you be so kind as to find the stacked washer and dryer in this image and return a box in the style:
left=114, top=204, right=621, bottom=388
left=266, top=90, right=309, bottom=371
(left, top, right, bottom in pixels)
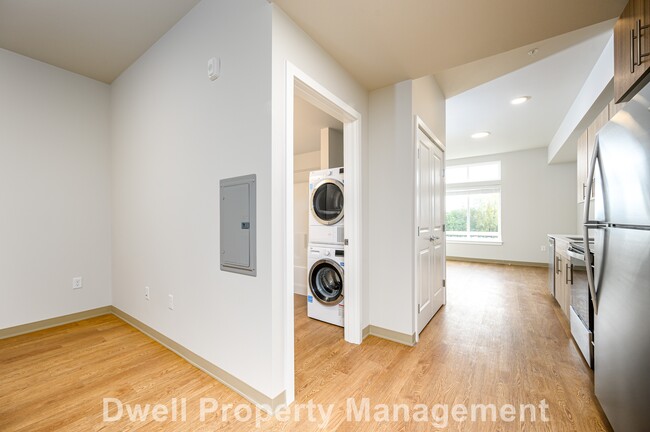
left=307, top=167, right=345, bottom=327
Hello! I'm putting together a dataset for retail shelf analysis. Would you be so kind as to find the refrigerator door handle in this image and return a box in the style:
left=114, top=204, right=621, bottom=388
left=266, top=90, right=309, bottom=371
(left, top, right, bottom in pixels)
left=583, top=137, right=600, bottom=315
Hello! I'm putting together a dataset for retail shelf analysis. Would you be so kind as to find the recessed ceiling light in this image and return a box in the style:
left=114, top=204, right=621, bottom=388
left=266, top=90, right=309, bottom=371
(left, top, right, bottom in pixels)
left=511, top=96, right=531, bottom=105
left=471, top=131, right=491, bottom=139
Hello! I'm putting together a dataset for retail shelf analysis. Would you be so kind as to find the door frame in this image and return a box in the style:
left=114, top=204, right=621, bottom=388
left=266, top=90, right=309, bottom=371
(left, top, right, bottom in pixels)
left=283, top=62, right=363, bottom=405
left=412, top=116, right=446, bottom=344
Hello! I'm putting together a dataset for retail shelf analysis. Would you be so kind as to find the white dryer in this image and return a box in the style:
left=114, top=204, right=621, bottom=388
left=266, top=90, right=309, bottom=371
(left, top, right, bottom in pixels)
left=309, top=167, right=344, bottom=245
left=307, top=244, right=344, bottom=327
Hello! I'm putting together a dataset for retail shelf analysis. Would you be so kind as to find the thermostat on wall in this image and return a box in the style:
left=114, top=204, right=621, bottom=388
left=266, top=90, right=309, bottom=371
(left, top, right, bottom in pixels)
left=208, top=57, right=220, bottom=81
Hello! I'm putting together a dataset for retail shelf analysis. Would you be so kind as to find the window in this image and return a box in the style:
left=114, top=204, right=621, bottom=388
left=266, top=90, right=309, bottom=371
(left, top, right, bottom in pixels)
left=446, top=162, right=501, bottom=243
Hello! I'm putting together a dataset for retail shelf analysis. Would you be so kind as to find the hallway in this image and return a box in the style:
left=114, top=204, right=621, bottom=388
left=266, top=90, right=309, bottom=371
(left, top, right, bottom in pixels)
left=0, top=262, right=610, bottom=431
left=294, top=260, right=610, bottom=431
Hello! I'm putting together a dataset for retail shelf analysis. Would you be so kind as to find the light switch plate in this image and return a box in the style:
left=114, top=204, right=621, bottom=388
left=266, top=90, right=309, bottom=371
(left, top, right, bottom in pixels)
left=72, top=277, right=83, bottom=290
left=208, top=57, right=220, bottom=81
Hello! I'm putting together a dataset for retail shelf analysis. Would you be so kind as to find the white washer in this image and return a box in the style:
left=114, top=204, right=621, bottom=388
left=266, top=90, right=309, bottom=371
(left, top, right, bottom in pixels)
left=307, top=244, right=344, bottom=327
left=309, top=168, right=344, bottom=245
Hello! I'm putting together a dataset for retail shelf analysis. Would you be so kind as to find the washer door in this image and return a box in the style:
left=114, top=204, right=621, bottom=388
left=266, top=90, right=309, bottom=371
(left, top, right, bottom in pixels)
left=309, top=259, right=344, bottom=304
left=310, top=179, right=344, bottom=225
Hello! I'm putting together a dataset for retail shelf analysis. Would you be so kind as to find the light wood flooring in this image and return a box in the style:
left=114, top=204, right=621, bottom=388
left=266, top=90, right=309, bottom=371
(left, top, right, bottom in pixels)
left=0, top=261, right=612, bottom=431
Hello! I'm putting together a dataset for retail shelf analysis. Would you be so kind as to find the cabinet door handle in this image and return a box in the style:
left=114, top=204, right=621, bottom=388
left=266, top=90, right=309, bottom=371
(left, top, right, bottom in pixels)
left=633, top=20, right=650, bottom=71
left=566, top=263, right=573, bottom=285
left=638, top=20, right=642, bottom=67
left=632, top=27, right=637, bottom=73
left=556, top=257, right=561, bottom=274
left=582, top=182, right=586, bottom=200
left=639, top=20, right=644, bottom=66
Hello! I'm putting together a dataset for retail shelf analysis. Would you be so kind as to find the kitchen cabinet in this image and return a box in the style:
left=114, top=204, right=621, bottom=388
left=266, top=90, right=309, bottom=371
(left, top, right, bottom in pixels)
left=614, top=0, right=650, bottom=103
left=551, top=236, right=573, bottom=320
left=587, top=105, right=609, bottom=199
left=577, top=104, right=609, bottom=203
left=554, top=253, right=572, bottom=319
left=609, top=98, right=626, bottom=119
left=577, top=130, right=588, bottom=203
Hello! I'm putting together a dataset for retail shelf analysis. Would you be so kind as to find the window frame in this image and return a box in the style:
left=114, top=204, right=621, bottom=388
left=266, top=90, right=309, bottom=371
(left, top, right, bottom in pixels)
left=446, top=162, right=502, bottom=245
left=446, top=160, right=501, bottom=185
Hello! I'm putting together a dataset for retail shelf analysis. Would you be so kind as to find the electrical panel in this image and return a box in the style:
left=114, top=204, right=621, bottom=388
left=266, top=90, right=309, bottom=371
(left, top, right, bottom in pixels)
left=220, top=174, right=256, bottom=276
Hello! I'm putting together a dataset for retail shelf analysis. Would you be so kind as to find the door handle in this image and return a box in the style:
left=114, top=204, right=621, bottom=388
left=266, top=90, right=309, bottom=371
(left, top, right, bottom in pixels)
left=583, top=139, right=601, bottom=315
left=429, top=235, right=440, bottom=242
left=565, top=263, right=573, bottom=285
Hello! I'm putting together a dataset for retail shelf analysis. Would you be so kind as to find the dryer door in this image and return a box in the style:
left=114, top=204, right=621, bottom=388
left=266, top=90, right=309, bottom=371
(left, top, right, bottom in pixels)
left=309, top=259, right=344, bottom=304
left=310, top=179, right=344, bottom=225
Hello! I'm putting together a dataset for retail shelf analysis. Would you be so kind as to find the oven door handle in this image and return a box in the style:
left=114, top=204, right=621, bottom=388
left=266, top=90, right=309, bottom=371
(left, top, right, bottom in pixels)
left=566, top=250, right=585, bottom=261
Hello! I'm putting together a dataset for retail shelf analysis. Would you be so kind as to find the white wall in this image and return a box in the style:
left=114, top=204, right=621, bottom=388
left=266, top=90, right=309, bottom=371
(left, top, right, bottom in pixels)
left=368, top=81, right=414, bottom=336
left=548, top=35, right=613, bottom=163
left=110, top=0, right=276, bottom=399
left=447, top=147, right=577, bottom=263
left=412, top=75, right=447, bottom=142
left=320, top=128, right=344, bottom=168
left=271, top=5, right=370, bottom=397
left=0, top=48, right=111, bottom=329
left=368, top=77, right=446, bottom=337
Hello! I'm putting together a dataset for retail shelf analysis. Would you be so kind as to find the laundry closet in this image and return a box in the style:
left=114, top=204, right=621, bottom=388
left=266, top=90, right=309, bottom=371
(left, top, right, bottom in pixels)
left=293, top=96, right=345, bottom=328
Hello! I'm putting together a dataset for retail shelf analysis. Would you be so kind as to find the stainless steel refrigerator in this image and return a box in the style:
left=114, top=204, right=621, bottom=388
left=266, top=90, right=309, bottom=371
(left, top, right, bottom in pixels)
left=584, top=84, right=650, bottom=432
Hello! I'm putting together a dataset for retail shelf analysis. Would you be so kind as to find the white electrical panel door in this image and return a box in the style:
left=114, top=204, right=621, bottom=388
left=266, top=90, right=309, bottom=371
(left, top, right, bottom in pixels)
left=220, top=174, right=256, bottom=276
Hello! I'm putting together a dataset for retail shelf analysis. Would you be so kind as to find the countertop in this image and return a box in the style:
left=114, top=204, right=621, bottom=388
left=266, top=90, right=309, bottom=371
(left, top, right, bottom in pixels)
left=548, top=234, right=585, bottom=243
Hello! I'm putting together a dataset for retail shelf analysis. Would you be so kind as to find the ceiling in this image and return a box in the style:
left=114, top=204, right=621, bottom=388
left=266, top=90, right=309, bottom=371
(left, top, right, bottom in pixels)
left=0, top=1, right=627, bottom=90
left=0, top=0, right=199, bottom=84
left=435, top=19, right=617, bottom=98
left=274, top=0, right=627, bottom=92
left=0, top=0, right=627, bottom=162
left=294, top=96, right=343, bottom=155
left=445, top=28, right=612, bottom=160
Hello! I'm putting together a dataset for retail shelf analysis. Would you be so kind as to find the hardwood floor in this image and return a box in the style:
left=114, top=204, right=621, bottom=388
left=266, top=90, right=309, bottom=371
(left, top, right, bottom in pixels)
left=0, top=261, right=612, bottom=431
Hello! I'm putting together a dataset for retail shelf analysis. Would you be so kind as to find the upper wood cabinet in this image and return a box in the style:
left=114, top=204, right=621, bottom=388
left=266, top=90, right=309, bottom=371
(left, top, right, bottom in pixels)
left=577, top=130, right=588, bottom=203
left=609, top=98, right=625, bottom=119
left=614, top=0, right=650, bottom=103
left=577, top=103, right=611, bottom=203
left=587, top=106, right=609, bottom=198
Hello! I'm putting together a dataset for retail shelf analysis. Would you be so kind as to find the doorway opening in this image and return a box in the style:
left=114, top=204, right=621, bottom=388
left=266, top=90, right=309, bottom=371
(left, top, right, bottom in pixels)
left=283, top=63, right=362, bottom=405
left=293, top=94, right=345, bottom=326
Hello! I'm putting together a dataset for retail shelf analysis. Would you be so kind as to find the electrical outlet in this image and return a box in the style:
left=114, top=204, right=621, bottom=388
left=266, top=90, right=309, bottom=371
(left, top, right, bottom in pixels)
left=168, top=294, right=174, bottom=310
left=72, top=277, right=83, bottom=290
left=540, top=245, right=546, bottom=252
left=145, top=286, right=150, bottom=300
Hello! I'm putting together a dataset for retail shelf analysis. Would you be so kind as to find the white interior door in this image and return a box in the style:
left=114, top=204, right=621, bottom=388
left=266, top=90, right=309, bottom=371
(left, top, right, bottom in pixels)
left=417, top=129, right=445, bottom=334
